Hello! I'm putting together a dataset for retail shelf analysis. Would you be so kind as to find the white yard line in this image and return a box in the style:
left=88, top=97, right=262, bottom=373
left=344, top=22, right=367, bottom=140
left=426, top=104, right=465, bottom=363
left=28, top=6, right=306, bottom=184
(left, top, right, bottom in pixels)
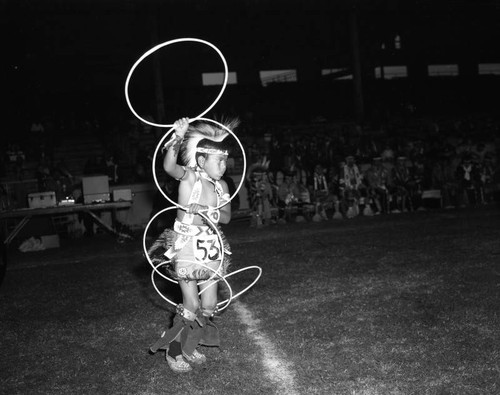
left=233, top=300, right=299, bottom=395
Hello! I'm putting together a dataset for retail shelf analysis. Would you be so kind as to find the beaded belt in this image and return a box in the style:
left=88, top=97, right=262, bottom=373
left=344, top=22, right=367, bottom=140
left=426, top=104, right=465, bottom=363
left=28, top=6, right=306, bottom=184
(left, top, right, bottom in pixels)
left=173, top=220, right=214, bottom=237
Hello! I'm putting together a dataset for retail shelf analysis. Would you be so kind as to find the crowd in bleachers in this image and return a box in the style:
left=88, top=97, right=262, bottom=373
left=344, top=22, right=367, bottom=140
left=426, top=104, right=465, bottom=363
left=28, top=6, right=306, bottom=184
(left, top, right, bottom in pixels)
left=244, top=115, right=500, bottom=226
left=2, top=112, right=499, bottom=223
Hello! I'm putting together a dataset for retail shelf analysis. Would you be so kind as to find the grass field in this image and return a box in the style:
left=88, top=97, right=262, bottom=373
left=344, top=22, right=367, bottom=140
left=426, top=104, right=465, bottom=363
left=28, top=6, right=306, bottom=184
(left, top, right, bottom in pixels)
left=1, top=205, right=500, bottom=394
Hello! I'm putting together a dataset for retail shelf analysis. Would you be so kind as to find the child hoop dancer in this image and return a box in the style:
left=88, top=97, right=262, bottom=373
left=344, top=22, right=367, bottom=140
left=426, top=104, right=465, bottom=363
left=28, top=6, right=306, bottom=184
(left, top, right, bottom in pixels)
left=148, top=117, right=235, bottom=373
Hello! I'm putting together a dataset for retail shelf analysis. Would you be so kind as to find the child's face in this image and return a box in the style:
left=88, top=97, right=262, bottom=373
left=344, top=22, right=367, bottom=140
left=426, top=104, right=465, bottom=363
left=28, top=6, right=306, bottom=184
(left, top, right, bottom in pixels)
left=203, top=154, right=228, bottom=180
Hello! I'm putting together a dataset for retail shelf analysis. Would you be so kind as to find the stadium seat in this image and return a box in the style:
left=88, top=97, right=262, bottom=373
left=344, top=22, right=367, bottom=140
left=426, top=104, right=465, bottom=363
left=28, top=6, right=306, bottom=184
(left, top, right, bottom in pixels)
left=421, top=189, right=443, bottom=208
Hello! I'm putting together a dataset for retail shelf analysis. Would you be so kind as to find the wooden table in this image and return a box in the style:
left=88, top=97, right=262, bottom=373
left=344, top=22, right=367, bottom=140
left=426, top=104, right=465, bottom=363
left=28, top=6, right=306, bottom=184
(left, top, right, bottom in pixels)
left=0, top=201, right=133, bottom=246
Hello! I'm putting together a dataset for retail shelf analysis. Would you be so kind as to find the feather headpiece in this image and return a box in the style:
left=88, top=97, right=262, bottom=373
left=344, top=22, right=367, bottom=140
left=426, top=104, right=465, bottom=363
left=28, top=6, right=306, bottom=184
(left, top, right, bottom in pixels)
left=181, top=119, right=238, bottom=168
left=246, top=156, right=271, bottom=181
left=250, top=156, right=270, bottom=174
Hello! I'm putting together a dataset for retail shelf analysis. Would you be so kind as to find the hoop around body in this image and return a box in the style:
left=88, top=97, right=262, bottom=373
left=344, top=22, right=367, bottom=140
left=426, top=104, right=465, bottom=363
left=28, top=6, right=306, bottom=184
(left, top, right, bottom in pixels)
left=143, top=207, right=261, bottom=311
left=124, top=38, right=228, bottom=128
left=143, top=206, right=229, bottom=306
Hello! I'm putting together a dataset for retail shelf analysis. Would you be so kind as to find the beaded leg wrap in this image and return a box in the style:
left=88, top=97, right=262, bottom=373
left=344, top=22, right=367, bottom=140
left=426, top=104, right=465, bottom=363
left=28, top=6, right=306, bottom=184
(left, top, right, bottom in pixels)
left=180, top=308, right=205, bottom=357
left=199, top=308, right=220, bottom=347
left=149, top=304, right=204, bottom=357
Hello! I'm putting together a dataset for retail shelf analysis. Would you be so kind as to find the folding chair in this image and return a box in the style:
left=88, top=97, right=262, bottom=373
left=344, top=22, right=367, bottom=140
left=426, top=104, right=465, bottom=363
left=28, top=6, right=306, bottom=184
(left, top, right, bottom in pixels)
left=421, top=189, right=443, bottom=208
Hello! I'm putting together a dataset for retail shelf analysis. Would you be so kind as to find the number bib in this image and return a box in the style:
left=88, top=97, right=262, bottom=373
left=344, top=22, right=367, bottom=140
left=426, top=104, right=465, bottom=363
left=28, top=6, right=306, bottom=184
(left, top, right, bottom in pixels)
left=193, top=234, right=221, bottom=263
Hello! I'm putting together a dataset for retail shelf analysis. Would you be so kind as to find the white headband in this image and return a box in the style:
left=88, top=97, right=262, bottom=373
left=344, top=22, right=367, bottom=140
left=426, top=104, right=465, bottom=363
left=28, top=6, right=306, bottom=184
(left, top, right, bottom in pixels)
left=196, top=147, right=228, bottom=156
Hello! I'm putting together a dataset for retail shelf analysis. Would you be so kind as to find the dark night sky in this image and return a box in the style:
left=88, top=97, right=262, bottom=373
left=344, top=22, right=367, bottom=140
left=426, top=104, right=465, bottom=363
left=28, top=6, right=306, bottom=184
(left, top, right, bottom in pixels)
left=2, top=0, right=500, bottom=129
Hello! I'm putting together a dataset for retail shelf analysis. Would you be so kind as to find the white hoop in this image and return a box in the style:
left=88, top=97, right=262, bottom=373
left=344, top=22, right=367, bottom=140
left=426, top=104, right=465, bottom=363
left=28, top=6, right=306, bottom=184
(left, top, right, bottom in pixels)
left=215, top=266, right=262, bottom=311
left=124, top=38, right=228, bottom=128
left=149, top=259, right=234, bottom=309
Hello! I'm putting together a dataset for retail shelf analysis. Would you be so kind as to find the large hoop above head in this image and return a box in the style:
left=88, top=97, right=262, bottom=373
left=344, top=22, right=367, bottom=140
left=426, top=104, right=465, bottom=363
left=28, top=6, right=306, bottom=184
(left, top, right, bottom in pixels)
left=124, top=38, right=228, bottom=128
left=152, top=117, right=247, bottom=211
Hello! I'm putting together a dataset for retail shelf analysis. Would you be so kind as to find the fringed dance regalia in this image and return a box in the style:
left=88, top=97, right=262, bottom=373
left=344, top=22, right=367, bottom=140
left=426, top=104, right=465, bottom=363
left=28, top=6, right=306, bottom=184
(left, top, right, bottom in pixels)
left=148, top=121, right=234, bottom=357
left=148, top=170, right=232, bottom=282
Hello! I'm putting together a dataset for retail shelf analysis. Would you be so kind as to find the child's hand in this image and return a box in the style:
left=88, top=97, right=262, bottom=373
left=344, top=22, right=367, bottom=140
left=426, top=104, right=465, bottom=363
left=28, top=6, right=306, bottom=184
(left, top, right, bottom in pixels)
left=186, top=203, right=208, bottom=214
left=174, top=117, right=189, bottom=137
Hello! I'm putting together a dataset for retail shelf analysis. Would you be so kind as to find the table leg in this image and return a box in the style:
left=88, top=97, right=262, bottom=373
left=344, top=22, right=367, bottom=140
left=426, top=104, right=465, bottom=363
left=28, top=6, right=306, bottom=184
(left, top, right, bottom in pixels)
left=5, top=216, right=32, bottom=246
left=84, top=210, right=133, bottom=240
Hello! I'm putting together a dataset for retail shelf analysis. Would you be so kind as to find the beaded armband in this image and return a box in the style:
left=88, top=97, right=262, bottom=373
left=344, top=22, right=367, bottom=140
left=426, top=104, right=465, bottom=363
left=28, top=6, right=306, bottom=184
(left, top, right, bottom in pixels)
left=205, top=206, right=221, bottom=223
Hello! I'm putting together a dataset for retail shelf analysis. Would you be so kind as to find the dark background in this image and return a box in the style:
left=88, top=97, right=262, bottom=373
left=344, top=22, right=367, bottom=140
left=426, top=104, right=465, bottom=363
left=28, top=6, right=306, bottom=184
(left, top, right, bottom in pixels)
left=2, top=0, right=500, bottom=133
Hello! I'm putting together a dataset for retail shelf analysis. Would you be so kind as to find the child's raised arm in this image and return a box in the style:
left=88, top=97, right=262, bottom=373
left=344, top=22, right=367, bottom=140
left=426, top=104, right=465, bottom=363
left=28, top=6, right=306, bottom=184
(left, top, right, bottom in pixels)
left=163, top=117, right=189, bottom=180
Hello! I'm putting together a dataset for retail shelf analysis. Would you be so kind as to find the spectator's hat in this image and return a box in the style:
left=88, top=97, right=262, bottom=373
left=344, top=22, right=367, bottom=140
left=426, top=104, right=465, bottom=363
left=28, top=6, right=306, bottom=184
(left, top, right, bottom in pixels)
left=372, top=156, right=382, bottom=161
left=397, top=156, right=406, bottom=161
left=345, top=155, right=355, bottom=161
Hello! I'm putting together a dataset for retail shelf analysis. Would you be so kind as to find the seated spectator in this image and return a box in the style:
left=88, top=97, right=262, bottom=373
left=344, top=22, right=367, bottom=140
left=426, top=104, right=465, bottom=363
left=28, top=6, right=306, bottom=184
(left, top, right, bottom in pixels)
left=456, top=154, right=481, bottom=207
left=473, top=142, right=489, bottom=162
left=478, top=153, right=497, bottom=203
left=275, top=169, right=298, bottom=223
left=391, top=156, right=415, bottom=212
left=364, top=157, right=390, bottom=214
left=267, top=170, right=277, bottom=205
left=248, top=168, right=273, bottom=227
left=381, top=143, right=395, bottom=162
left=431, top=155, right=458, bottom=208
left=410, top=155, right=426, bottom=210
left=247, top=156, right=273, bottom=227
left=310, top=164, right=329, bottom=221
left=327, top=164, right=343, bottom=219
left=291, top=168, right=314, bottom=222
left=339, top=155, right=365, bottom=218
